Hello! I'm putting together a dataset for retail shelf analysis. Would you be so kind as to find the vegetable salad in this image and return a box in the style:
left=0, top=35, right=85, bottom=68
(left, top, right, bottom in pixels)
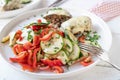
left=1, top=8, right=100, bottom=74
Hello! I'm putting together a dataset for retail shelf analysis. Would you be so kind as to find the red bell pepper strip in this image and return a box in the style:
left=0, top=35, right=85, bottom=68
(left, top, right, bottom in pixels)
left=12, top=44, right=18, bottom=55
left=27, top=50, right=33, bottom=66
left=19, top=63, right=35, bottom=72
left=40, top=31, right=55, bottom=41
left=10, top=51, right=28, bottom=63
left=39, top=66, right=50, bottom=70
left=40, top=28, right=50, bottom=37
left=56, top=30, right=64, bottom=37
left=23, top=42, right=33, bottom=50
left=15, top=30, right=22, bottom=39
left=33, top=35, right=40, bottom=46
left=52, top=66, right=64, bottom=73
left=41, top=59, right=63, bottom=67
left=78, top=35, right=85, bottom=43
left=12, top=44, right=26, bottom=55
left=33, top=48, right=41, bottom=68
left=80, top=61, right=93, bottom=66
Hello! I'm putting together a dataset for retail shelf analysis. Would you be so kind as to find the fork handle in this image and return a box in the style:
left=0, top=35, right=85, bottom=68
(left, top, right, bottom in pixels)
left=104, top=60, right=120, bottom=71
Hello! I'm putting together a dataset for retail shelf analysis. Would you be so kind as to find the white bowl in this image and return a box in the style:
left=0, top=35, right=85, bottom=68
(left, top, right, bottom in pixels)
left=0, top=7, right=112, bottom=78
left=0, top=0, right=41, bottom=18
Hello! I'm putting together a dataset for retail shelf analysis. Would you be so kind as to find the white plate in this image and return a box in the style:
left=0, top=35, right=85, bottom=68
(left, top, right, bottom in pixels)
left=0, top=8, right=112, bottom=78
left=0, top=0, right=41, bottom=18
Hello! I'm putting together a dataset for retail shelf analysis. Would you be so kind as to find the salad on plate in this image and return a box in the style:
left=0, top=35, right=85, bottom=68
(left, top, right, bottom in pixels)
left=1, top=8, right=100, bottom=74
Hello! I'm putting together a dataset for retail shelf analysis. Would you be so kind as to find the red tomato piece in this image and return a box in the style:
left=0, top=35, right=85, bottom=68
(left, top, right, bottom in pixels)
left=37, top=19, right=41, bottom=24
left=31, top=25, right=41, bottom=31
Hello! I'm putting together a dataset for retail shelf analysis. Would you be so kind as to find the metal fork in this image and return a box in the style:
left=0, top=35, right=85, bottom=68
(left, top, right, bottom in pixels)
left=79, top=43, right=120, bottom=71
left=48, top=0, right=69, bottom=7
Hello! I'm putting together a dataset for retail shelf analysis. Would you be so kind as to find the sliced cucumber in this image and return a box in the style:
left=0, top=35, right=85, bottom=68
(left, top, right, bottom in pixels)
left=57, top=50, right=69, bottom=64
left=69, top=43, right=80, bottom=60
left=63, top=38, right=73, bottom=53
left=41, top=33, right=64, bottom=54
left=65, top=30, right=78, bottom=43
left=64, top=50, right=70, bottom=56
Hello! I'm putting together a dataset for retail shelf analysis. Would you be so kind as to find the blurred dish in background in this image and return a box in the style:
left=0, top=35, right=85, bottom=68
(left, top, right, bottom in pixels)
left=0, top=0, right=41, bottom=18
left=0, top=0, right=31, bottom=11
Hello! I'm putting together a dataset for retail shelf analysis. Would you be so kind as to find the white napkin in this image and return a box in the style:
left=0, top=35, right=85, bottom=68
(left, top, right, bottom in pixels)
left=90, top=0, right=120, bottom=21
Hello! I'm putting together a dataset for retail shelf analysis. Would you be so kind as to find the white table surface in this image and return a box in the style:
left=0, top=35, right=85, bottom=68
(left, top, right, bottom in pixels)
left=0, top=0, right=120, bottom=80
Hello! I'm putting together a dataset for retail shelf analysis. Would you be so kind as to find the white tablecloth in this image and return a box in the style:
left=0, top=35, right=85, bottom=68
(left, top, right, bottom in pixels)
left=0, top=0, right=120, bottom=80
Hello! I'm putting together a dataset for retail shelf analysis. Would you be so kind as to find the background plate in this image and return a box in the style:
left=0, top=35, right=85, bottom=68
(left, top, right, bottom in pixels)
left=0, top=0, right=41, bottom=18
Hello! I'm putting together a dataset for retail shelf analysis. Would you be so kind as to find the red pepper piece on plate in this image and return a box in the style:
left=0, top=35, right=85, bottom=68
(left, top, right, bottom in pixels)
left=80, top=61, right=93, bottom=66
left=19, top=63, right=35, bottom=72
left=78, top=35, right=85, bottom=43
left=27, top=50, right=33, bottom=66
left=33, top=48, right=41, bottom=68
left=33, top=35, right=40, bottom=46
left=52, top=66, right=64, bottom=73
left=23, top=42, right=33, bottom=50
left=10, top=51, right=28, bottom=63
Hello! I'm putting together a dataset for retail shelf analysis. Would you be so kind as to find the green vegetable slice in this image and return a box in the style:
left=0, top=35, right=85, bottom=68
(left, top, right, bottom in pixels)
left=41, top=33, right=64, bottom=54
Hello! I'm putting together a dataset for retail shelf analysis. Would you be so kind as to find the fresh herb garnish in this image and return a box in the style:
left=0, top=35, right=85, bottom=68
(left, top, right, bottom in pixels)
left=56, top=35, right=60, bottom=39
left=50, top=8, right=62, bottom=11
left=27, top=31, right=33, bottom=42
left=66, top=44, right=70, bottom=49
left=86, top=31, right=100, bottom=42
left=54, top=50, right=57, bottom=52
left=40, top=21, right=50, bottom=26
left=79, top=52, right=83, bottom=58
left=54, top=47, right=59, bottom=50
left=5, top=0, right=11, bottom=4
left=35, top=29, right=42, bottom=34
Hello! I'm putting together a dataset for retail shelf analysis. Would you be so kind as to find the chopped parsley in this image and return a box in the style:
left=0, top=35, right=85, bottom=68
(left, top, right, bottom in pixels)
left=54, top=47, right=59, bottom=50
left=50, top=7, right=62, bottom=11
left=66, top=44, right=70, bottom=49
left=27, top=31, right=33, bottom=42
left=35, top=29, right=42, bottom=34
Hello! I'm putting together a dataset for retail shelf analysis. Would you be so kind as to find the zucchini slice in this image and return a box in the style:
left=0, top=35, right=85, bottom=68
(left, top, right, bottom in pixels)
left=65, top=30, right=77, bottom=43
left=63, top=38, right=73, bottom=53
left=69, top=43, right=80, bottom=60
left=57, top=50, right=69, bottom=64
left=41, top=33, right=64, bottom=54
